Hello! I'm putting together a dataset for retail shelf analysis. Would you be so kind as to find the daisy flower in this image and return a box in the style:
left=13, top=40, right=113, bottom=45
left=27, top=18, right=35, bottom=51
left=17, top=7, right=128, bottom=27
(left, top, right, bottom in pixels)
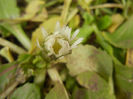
left=37, top=22, right=83, bottom=58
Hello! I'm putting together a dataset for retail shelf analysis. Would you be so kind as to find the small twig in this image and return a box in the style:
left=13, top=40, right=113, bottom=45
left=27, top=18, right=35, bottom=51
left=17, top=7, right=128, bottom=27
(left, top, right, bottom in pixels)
left=89, top=3, right=123, bottom=9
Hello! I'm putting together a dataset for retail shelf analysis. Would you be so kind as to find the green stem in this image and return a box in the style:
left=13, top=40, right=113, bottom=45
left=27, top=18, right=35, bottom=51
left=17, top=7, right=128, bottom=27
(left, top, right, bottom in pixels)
left=92, top=24, right=124, bottom=66
left=92, top=24, right=114, bottom=55
left=61, top=0, right=72, bottom=24
left=44, top=0, right=59, bottom=8
left=48, top=68, right=62, bottom=84
left=108, top=76, right=114, bottom=95
left=0, top=38, right=26, bottom=54
left=11, top=25, right=31, bottom=50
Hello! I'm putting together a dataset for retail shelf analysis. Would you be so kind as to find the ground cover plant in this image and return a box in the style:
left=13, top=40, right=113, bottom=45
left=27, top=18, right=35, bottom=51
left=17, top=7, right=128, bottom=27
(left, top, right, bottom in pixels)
left=0, top=0, right=133, bottom=99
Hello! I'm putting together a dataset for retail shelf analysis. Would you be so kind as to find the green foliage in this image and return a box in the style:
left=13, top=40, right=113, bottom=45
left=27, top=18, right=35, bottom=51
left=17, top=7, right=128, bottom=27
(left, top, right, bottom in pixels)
left=77, top=13, right=94, bottom=43
left=0, top=0, right=30, bottom=49
left=97, top=15, right=112, bottom=30
left=0, top=62, right=17, bottom=93
left=10, top=83, right=41, bottom=99
left=76, top=71, right=115, bottom=99
left=115, top=64, right=133, bottom=93
left=103, top=15, right=133, bottom=49
left=77, top=25, right=93, bottom=43
left=66, top=45, right=113, bottom=81
left=0, top=0, right=133, bottom=99
left=45, top=83, right=69, bottom=99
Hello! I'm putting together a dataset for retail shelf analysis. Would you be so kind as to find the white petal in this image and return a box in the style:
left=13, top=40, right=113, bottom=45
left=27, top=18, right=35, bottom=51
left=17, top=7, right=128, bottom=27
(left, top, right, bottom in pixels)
left=71, top=38, right=83, bottom=48
left=36, top=39, right=43, bottom=50
left=41, top=27, right=48, bottom=37
left=71, top=29, right=79, bottom=41
left=62, top=26, right=71, bottom=40
left=45, top=38, right=55, bottom=56
left=57, top=39, right=70, bottom=56
left=55, top=21, right=60, bottom=32
left=54, top=31, right=59, bottom=35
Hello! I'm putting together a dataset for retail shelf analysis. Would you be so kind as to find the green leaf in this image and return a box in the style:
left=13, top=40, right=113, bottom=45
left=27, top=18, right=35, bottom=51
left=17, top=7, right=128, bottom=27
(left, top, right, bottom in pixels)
left=45, top=83, right=69, bottom=99
left=97, top=15, right=112, bottom=30
left=68, top=14, right=80, bottom=29
left=103, top=15, right=133, bottom=49
left=0, top=0, right=19, bottom=18
left=77, top=25, right=93, bottom=43
left=82, top=12, right=94, bottom=25
left=66, top=45, right=113, bottom=80
left=0, top=0, right=30, bottom=50
left=0, top=26, right=11, bottom=37
left=10, top=83, right=41, bottom=99
left=115, top=64, right=133, bottom=93
left=72, top=87, right=115, bottom=99
left=65, top=76, right=76, bottom=91
left=0, top=62, right=17, bottom=93
left=76, top=71, right=115, bottom=99
left=72, top=88, right=89, bottom=99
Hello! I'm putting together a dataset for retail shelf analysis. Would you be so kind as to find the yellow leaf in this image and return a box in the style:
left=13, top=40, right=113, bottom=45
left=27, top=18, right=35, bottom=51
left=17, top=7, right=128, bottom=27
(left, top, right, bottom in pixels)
left=23, top=0, right=48, bottom=22
left=108, top=14, right=124, bottom=33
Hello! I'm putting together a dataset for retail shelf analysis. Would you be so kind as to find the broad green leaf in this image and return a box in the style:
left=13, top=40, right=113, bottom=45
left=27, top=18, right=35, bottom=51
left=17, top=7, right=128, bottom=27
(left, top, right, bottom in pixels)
left=72, top=88, right=89, bottom=99
left=76, top=71, right=115, bottom=99
left=77, top=25, right=93, bottom=43
left=82, top=12, right=94, bottom=25
left=0, top=62, right=17, bottom=93
left=66, top=45, right=113, bottom=80
left=0, top=0, right=30, bottom=49
left=30, top=16, right=60, bottom=53
left=103, top=15, right=133, bottom=49
left=0, top=0, right=19, bottom=18
left=76, top=12, right=94, bottom=43
left=97, top=15, right=112, bottom=30
left=115, top=64, right=133, bottom=93
left=65, top=76, right=76, bottom=91
left=45, top=83, right=69, bottom=99
left=10, top=83, right=41, bottom=99
left=72, top=87, right=115, bottom=99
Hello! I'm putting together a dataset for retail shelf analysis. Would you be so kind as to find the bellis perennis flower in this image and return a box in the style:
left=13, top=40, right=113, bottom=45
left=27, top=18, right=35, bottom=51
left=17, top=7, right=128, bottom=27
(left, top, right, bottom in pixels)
left=37, top=22, right=83, bottom=58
